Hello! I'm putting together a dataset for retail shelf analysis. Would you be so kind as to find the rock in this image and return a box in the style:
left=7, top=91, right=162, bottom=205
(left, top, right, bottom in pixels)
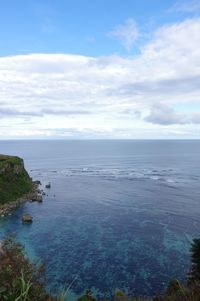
left=0, top=155, right=32, bottom=205
left=22, top=214, right=33, bottom=223
left=45, top=182, right=51, bottom=188
left=31, top=194, right=42, bottom=202
left=37, top=195, right=43, bottom=202
left=34, top=180, right=41, bottom=185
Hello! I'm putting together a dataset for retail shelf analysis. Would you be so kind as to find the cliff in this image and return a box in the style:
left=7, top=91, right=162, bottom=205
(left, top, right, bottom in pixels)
left=0, top=154, right=32, bottom=205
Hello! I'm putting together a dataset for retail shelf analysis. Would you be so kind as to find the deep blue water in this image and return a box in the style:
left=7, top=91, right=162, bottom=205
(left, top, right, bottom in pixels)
left=0, top=140, right=200, bottom=299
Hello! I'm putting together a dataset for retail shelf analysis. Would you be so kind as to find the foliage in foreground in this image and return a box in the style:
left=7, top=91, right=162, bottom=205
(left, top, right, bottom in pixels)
left=188, top=238, right=200, bottom=283
left=1, top=237, right=200, bottom=301
left=0, top=237, right=56, bottom=301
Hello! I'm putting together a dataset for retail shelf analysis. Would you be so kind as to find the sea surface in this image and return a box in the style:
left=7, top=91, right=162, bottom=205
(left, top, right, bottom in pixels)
left=0, top=140, right=200, bottom=299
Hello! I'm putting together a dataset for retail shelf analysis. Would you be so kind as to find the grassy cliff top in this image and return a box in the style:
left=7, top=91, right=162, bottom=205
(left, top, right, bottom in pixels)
left=0, top=154, right=32, bottom=205
left=0, top=154, right=22, bottom=165
left=0, top=154, right=21, bottom=160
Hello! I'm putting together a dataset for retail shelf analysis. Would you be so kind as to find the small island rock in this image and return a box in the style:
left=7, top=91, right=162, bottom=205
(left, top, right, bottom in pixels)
left=45, top=182, right=51, bottom=188
left=22, top=214, right=33, bottom=223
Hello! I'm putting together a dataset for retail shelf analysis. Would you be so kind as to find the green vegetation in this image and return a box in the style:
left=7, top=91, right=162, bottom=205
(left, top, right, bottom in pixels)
left=188, top=238, right=200, bottom=283
left=0, top=238, right=96, bottom=301
left=76, top=292, right=96, bottom=301
left=0, top=155, right=23, bottom=167
left=1, top=237, right=200, bottom=301
left=0, top=237, right=56, bottom=301
left=0, top=154, right=32, bottom=205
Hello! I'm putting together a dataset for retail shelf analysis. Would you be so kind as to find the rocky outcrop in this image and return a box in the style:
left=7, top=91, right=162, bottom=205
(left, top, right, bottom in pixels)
left=22, top=214, right=33, bottom=223
left=31, top=194, right=43, bottom=202
left=0, top=154, right=41, bottom=217
left=45, top=182, right=51, bottom=189
left=0, top=154, right=33, bottom=206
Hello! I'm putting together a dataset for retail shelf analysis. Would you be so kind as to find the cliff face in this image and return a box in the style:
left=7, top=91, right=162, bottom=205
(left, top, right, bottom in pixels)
left=0, top=155, right=32, bottom=205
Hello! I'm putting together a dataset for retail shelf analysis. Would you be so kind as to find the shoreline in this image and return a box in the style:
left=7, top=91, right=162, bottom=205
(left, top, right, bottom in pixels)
left=0, top=181, right=41, bottom=217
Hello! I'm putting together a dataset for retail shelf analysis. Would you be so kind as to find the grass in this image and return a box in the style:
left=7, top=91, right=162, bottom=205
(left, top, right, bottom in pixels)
left=0, top=154, right=22, bottom=168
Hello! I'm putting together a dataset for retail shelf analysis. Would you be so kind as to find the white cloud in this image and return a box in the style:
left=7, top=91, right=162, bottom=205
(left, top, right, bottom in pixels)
left=169, top=0, right=200, bottom=13
left=0, top=17, right=200, bottom=139
left=145, top=103, right=200, bottom=125
left=108, top=18, right=139, bottom=51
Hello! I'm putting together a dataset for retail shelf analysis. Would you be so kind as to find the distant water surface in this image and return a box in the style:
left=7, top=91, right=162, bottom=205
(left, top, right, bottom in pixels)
left=0, top=140, right=200, bottom=298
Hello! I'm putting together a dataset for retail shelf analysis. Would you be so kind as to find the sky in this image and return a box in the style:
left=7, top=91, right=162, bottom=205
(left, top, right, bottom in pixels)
left=0, top=0, right=200, bottom=139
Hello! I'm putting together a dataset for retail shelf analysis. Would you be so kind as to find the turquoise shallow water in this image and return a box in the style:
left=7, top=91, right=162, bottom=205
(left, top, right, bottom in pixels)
left=0, top=140, right=200, bottom=298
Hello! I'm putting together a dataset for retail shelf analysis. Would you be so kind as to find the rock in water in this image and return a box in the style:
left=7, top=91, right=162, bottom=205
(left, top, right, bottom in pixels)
left=45, top=182, right=51, bottom=188
left=22, top=214, right=33, bottom=223
left=31, top=194, right=43, bottom=202
left=37, top=195, right=43, bottom=202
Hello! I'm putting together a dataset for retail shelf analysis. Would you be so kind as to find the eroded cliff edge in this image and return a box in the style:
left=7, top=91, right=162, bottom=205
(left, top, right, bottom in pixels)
left=0, top=154, right=38, bottom=217
left=0, top=154, right=33, bottom=206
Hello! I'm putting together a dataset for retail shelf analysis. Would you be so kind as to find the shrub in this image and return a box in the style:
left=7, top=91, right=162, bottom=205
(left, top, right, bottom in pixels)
left=0, top=237, right=57, bottom=301
left=188, top=238, right=200, bottom=284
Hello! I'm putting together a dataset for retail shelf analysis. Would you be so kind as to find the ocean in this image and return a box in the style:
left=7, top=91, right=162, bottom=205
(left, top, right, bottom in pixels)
left=0, top=140, right=200, bottom=298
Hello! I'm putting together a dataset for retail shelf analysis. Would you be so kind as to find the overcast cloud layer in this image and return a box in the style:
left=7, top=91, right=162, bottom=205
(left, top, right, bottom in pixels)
left=0, top=17, right=200, bottom=139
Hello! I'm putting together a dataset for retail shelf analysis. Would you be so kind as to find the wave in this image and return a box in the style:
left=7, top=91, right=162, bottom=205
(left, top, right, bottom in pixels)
left=30, top=166, right=199, bottom=186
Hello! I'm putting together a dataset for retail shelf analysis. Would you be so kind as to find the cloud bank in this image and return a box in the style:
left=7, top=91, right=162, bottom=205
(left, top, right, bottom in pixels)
left=0, top=18, right=200, bottom=138
left=145, top=104, right=200, bottom=125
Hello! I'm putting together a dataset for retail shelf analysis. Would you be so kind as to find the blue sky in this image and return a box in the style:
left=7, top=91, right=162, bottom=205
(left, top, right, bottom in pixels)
left=0, top=0, right=195, bottom=56
left=0, top=0, right=200, bottom=139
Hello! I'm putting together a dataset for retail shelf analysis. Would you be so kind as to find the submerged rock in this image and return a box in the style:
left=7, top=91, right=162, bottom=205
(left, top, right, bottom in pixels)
left=22, top=214, right=33, bottom=223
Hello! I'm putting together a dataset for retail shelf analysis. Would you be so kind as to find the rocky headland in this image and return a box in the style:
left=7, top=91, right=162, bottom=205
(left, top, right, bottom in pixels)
left=0, top=154, right=41, bottom=217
